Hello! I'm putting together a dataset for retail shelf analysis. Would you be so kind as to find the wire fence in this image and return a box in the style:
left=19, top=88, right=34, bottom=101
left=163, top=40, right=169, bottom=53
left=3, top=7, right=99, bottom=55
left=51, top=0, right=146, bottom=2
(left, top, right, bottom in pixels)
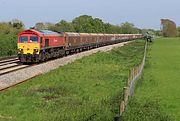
left=115, top=41, right=147, bottom=121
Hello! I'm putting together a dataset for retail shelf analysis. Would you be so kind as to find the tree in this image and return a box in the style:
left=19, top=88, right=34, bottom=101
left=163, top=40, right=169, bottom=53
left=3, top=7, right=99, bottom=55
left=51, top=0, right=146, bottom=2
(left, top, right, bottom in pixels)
left=72, top=15, right=95, bottom=33
left=10, top=19, right=24, bottom=30
left=45, top=22, right=55, bottom=30
left=161, top=19, right=177, bottom=37
left=52, top=20, right=75, bottom=32
left=0, top=19, right=24, bottom=34
left=120, top=22, right=140, bottom=34
left=91, top=18, right=106, bottom=33
left=35, top=22, right=46, bottom=30
left=0, top=22, right=13, bottom=34
left=0, top=19, right=25, bottom=57
left=104, top=23, right=121, bottom=34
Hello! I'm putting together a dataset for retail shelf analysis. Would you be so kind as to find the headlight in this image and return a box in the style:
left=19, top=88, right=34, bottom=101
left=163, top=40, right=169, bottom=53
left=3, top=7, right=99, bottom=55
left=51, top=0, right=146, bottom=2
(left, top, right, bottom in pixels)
left=18, top=49, right=23, bottom=53
left=33, top=49, right=39, bottom=54
left=34, top=49, right=38, bottom=52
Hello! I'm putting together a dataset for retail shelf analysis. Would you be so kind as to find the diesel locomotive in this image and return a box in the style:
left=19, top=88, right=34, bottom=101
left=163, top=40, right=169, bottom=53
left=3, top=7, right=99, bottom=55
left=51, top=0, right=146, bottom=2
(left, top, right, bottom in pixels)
left=17, top=29, right=143, bottom=63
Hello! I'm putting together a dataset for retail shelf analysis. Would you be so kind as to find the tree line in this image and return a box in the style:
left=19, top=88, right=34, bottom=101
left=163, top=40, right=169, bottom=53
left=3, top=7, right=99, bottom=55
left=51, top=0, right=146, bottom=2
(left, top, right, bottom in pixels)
left=33, top=15, right=142, bottom=34
left=33, top=16, right=180, bottom=37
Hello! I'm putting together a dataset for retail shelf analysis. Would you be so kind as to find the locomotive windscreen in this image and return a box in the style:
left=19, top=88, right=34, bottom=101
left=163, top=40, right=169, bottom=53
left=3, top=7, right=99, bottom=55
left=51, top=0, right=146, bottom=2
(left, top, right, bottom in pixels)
left=30, top=36, right=38, bottom=43
left=19, top=36, right=28, bottom=43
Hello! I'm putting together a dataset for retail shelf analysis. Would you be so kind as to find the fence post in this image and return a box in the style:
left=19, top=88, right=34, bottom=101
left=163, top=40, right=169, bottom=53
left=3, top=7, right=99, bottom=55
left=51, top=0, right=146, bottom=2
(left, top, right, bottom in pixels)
left=124, top=87, right=129, bottom=106
left=127, top=70, right=131, bottom=87
left=119, top=101, right=125, bottom=116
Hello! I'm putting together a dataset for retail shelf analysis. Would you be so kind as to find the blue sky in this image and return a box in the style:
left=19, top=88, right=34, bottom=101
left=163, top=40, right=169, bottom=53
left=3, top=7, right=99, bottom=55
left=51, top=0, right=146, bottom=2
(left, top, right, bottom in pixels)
left=0, top=0, right=179, bottom=30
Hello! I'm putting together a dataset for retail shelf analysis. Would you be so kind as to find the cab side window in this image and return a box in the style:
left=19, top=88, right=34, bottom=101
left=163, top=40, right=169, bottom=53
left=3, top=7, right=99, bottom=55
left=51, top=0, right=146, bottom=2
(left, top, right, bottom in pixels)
left=40, top=37, right=43, bottom=43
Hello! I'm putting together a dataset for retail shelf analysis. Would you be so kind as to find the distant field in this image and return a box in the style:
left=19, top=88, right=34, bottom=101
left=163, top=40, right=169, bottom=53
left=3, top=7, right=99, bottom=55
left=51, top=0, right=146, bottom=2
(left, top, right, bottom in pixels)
left=123, top=38, right=180, bottom=121
left=0, top=34, right=17, bottom=57
left=0, top=40, right=144, bottom=121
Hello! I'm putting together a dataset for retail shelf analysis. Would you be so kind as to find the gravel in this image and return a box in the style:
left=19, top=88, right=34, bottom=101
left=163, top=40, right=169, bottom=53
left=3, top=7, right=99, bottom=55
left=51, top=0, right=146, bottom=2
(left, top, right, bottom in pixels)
left=0, top=41, right=130, bottom=90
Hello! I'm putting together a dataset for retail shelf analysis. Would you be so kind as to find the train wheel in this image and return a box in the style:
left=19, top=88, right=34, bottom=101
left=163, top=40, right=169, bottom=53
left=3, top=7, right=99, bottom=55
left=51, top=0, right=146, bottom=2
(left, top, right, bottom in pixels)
left=65, top=51, right=69, bottom=56
left=59, top=50, right=65, bottom=57
left=40, top=52, right=45, bottom=62
left=76, top=48, right=80, bottom=53
left=45, top=52, right=50, bottom=61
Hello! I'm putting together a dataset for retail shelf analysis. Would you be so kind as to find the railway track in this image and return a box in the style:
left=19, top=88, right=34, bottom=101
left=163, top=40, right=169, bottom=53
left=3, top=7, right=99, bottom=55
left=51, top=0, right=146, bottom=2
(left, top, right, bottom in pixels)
left=0, top=57, right=30, bottom=76
left=0, top=55, right=17, bottom=61
left=0, top=58, right=19, bottom=65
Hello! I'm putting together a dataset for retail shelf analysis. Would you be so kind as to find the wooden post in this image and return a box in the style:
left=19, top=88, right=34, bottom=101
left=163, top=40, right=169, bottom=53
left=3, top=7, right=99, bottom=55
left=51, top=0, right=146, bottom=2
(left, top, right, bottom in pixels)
left=127, top=70, right=131, bottom=86
left=119, top=101, right=125, bottom=116
left=124, top=87, right=129, bottom=105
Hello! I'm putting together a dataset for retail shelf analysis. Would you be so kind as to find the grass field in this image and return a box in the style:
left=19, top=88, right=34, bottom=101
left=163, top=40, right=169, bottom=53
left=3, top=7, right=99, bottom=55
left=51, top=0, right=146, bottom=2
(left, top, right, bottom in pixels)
left=0, top=40, right=144, bottom=121
left=122, top=38, right=180, bottom=121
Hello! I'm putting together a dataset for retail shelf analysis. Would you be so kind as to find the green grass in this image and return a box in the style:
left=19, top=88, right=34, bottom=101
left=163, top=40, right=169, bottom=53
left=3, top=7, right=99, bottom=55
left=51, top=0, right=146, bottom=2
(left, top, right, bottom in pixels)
left=0, top=33, right=17, bottom=57
left=0, top=40, right=144, bottom=121
left=122, top=38, right=180, bottom=121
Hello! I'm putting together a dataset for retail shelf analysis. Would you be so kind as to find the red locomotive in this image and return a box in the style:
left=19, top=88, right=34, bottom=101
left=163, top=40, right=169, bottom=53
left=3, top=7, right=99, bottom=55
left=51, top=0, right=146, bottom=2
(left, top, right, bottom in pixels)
left=17, top=29, right=143, bottom=63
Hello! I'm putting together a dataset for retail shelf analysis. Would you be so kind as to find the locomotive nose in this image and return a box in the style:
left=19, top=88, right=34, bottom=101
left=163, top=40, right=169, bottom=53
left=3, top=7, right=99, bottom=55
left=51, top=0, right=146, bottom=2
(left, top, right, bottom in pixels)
left=18, top=43, right=40, bottom=54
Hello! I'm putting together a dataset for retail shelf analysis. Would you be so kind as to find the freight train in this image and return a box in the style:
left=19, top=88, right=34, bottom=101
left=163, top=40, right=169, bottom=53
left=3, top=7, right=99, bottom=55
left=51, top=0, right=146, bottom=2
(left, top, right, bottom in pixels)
left=17, top=29, right=143, bottom=63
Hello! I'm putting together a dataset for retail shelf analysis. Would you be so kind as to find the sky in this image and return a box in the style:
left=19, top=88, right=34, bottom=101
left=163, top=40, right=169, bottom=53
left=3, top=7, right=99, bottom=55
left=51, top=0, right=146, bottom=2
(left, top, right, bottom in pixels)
left=0, top=0, right=179, bottom=30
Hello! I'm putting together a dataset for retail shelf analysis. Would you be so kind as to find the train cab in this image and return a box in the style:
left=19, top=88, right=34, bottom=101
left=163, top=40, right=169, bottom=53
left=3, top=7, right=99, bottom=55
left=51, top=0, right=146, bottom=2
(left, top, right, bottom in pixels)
left=17, top=29, right=65, bottom=62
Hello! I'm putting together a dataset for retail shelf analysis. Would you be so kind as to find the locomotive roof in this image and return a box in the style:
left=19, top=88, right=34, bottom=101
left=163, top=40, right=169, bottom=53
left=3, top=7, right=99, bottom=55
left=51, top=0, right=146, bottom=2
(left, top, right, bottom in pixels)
left=18, top=29, right=62, bottom=36
left=38, top=30, right=60, bottom=35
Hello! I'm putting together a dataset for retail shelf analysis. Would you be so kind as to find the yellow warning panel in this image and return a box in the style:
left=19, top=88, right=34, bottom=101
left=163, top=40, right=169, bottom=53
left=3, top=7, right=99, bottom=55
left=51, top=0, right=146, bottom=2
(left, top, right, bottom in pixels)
left=18, top=43, right=40, bottom=54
